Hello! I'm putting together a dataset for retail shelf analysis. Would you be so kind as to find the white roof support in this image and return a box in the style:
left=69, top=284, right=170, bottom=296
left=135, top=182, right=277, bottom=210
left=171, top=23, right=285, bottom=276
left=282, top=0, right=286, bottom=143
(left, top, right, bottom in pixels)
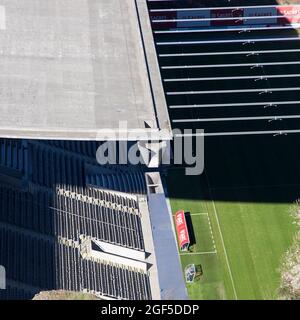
left=169, top=101, right=300, bottom=109
left=149, top=4, right=300, bottom=12
left=166, top=87, right=300, bottom=96
left=159, top=49, right=300, bottom=58
left=155, top=25, right=298, bottom=34
left=156, top=36, right=300, bottom=46
left=161, top=61, right=300, bottom=69
left=164, top=74, right=300, bottom=82
left=174, top=130, right=300, bottom=137
left=152, top=15, right=299, bottom=23
left=172, top=115, right=300, bottom=123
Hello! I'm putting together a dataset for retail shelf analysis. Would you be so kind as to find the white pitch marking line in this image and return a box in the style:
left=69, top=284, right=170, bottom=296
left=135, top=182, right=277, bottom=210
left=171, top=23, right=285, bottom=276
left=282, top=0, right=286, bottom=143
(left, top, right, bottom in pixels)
left=206, top=213, right=217, bottom=253
left=179, top=251, right=217, bottom=256
left=172, top=212, right=208, bottom=216
left=205, top=173, right=238, bottom=300
left=190, top=212, right=208, bottom=216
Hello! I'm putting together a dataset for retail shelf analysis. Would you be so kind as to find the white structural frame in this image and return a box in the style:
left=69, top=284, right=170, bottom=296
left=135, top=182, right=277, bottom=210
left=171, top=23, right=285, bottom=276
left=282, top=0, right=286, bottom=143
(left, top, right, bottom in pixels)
left=152, top=15, right=300, bottom=23
left=174, top=130, right=300, bottom=137
left=151, top=2, right=300, bottom=136
left=166, top=87, right=300, bottom=95
left=154, top=25, right=299, bottom=34
left=156, top=36, right=300, bottom=46
left=172, top=115, right=300, bottom=123
left=164, top=74, right=300, bottom=82
left=159, top=49, right=300, bottom=58
left=149, top=4, right=300, bottom=12
left=169, top=101, right=300, bottom=109
left=161, top=61, right=300, bottom=69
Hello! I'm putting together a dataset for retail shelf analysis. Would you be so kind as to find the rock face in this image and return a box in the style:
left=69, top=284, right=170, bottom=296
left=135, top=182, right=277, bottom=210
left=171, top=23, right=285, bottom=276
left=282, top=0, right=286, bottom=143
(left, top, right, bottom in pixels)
left=279, top=236, right=300, bottom=300
left=279, top=202, right=300, bottom=300
left=32, top=290, right=100, bottom=300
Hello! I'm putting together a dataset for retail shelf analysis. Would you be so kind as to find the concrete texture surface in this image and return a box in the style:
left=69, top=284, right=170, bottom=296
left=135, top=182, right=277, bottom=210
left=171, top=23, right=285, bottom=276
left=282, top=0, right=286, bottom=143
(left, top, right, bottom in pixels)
left=0, top=0, right=171, bottom=140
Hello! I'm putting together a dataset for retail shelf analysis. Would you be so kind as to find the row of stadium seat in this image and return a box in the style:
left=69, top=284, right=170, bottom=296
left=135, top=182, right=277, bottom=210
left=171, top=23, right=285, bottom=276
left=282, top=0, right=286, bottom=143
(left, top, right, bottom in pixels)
left=86, top=171, right=147, bottom=194
left=28, top=141, right=147, bottom=194
left=0, top=184, right=144, bottom=250
left=38, top=140, right=146, bottom=170
left=28, top=143, right=85, bottom=188
left=54, top=193, right=144, bottom=250
left=54, top=243, right=82, bottom=292
left=81, top=258, right=151, bottom=300
left=39, top=140, right=101, bottom=159
left=0, top=227, right=56, bottom=289
left=0, top=133, right=150, bottom=299
left=0, top=286, right=34, bottom=300
left=0, top=138, right=147, bottom=194
left=0, top=186, right=54, bottom=236
left=57, top=184, right=139, bottom=209
left=0, top=139, right=26, bottom=172
left=0, top=226, right=151, bottom=300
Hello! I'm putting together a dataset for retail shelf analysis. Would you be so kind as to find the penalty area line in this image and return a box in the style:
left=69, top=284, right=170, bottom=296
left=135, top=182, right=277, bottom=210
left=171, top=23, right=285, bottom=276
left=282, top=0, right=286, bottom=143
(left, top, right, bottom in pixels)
left=172, top=212, right=208, bottom=216
left=179, top=250, right=217, bottom=256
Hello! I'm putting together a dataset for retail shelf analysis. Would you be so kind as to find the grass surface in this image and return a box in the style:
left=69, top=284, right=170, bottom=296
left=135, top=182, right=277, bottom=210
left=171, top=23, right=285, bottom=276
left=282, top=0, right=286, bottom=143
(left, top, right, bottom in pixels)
left=166, top=135, right=300, bottom=300
left=154, top=0, right=300, bottom=300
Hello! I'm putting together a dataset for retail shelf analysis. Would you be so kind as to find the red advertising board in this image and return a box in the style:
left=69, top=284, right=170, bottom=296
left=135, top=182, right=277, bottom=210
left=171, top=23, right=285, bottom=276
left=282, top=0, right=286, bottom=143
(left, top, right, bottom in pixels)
left=175, top=210, right=190, bottom=250
left=211, top=8, right=243, bottom=26
left=177, top=9, right=210, bottom=28
left=149, top=11, right=177, bottom=30
left=150, top=5, right=300, bottom=30
left=277, top=6, right=300, bottom=24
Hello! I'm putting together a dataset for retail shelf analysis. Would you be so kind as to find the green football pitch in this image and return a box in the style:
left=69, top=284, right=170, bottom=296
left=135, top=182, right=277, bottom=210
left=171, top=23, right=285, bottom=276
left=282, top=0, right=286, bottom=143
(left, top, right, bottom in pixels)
left=166, top=134, right=300, bottom=300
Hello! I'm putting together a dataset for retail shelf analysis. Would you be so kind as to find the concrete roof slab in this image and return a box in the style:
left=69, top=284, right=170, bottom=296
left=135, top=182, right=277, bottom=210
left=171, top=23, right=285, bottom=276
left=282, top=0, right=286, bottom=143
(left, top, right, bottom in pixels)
left=0, top=0, right=171, bottom=140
